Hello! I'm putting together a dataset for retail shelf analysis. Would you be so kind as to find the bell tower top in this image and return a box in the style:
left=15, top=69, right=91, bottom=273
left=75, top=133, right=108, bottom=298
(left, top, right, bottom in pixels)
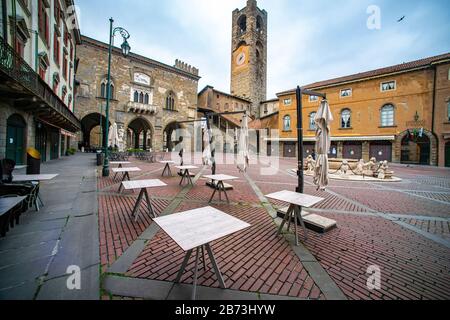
left=230, top=0, right=267, bottom=118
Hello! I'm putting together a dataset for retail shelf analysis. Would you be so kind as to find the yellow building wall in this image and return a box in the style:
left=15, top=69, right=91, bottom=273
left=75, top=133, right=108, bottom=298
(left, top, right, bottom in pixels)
left=278, top=69, right=435, bottom=141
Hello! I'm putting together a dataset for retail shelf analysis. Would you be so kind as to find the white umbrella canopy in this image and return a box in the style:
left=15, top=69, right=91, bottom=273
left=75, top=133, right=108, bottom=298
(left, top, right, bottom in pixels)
left=237, top=113, right=250, bottom=172
left=108, top=122, right=119, bottom=149
left=313, top=100, right=333, bottom=190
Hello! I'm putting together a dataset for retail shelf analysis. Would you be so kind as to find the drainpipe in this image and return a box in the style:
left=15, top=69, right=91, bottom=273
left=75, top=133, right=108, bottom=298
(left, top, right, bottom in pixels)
left=11, top=0, right=16, bottom=46
left=1, top=0, right=7, bottom=40
left=431, top=64, right=438, bottom=166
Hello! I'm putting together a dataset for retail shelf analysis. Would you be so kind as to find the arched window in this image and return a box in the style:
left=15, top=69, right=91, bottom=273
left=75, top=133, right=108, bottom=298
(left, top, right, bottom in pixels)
left=283, top=115, right=291, bottom=131
left=381, top=104, right=395, bottom=127
left=139, top=92, right=144, bottom=104
left=165, top=92, right=175, bottom=111
left=133, top=90, right=139, bottom=102
left=100, top=79, right=114, bottom=99
left=224, top=103, right=229, bottom=111
left=256, top=16, right=263, bottom=33
left=144, top=93, right=149, bottom=105
left=238, top=15, right=247, bottom=35
left=309, top=112, right=317, bottom=130
left=341, top=109, right=351, bottom=128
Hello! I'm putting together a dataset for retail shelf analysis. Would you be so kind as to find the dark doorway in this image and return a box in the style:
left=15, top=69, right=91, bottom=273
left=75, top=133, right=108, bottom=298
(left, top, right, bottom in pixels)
left=6, top=114, right=26, bottom=165
left=283, top=142, right=296, bottom=158
left=445, top=142, right=450, bottom=168
left=163, top=122, right=182, bottom=152
left=370, top=141, right=392, bottom=162
left=401, top=135, right=431, bottom=165
left=35, top=122, right=47, bottom=162
left=50, top=129, right=60, bottom=160
left=343, top=142, right=362, bottom=159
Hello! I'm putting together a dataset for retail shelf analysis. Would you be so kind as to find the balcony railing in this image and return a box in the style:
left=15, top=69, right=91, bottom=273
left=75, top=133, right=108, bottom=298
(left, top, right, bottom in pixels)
left=0, top=35, right=80, bottom=132
left=126, top=101, right=158, bottom=115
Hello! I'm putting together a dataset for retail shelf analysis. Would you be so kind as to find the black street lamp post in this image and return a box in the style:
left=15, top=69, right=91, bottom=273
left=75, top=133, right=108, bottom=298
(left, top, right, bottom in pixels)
left=102, top=18, right=131, bottom=177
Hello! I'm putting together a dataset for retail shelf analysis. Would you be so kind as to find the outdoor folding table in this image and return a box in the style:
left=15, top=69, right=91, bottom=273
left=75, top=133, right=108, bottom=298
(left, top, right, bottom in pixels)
left=265, top=190, right=324, bottom=246
left=0, top=196, right=26, bottom=237
left=153, top=206, right=251, bottom=300
left=121, top=179, right=167, bottom=222
left=12, top=174, right=59, bottom=211
left=112, top=167, right=141, bottom=192
left=203, top=174, right=239, bottom=204
left=159, top=161, right=175, bottom=177
left=175, top=166, right=198, bottom=186
left=110, top=161, right=131, bottom=179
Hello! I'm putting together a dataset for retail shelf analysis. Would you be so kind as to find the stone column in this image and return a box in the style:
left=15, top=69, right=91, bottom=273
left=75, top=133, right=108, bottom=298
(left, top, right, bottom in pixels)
left=362, top=141, right=370, bottom=162
left=337, top=141, right=344, bottom=159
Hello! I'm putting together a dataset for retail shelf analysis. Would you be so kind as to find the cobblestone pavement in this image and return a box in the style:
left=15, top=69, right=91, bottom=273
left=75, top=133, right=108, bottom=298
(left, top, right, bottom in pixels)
left=98, top=154, right=450, bottom=300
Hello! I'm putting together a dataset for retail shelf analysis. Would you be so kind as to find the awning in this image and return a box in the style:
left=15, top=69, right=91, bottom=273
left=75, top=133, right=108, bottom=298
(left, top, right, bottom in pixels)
left=265, top=135, right=396, bottom=142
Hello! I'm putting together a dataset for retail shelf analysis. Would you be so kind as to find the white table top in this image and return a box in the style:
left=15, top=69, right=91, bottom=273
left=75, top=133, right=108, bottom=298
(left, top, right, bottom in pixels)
left=122, top=179, right=167, bottom=190
left=14, top=165, right=27, bottom=170
left=154, top=206, right=251, bottom=251
left=110, top=161, right=131, bottom=165
left=265, top=190, right=324, bottom=208
left=13, top=174, right=59, bottom=182
left=112, top=167, right=141, bottom=173
left=0, top=196, right=26, bottom=216
left=203, top=174, right=239, bottom=181
left=159, top=161, right=175, bottom=164
left=175, top=165, right=198, bottom=170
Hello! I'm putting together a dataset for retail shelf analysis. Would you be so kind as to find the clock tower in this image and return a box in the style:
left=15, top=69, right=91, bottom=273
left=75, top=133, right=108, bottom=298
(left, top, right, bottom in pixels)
left=231, top=0, right=267, bottom=118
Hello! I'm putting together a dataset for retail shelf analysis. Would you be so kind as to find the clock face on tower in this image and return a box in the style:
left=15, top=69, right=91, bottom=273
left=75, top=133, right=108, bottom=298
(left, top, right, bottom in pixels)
left=236, top=52, right=246, bottom=66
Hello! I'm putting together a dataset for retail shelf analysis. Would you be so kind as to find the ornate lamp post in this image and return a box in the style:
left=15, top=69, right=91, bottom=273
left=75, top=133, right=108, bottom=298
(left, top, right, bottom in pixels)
left=102, top=18, right=131, bottom=177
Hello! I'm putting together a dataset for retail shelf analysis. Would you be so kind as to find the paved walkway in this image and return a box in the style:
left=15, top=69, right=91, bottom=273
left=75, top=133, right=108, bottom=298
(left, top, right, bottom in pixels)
left=97, top=154, right=450, bottom=300
left=0, top=153, right=99, bottom=300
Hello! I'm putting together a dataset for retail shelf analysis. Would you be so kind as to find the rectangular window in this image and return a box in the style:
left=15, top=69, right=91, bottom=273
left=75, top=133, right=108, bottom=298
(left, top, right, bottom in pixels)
left=15, top=38, right=25, bottom=58
left=54, top=33, right=60, bottom=65
left=283, top=98, right=292, bottom=106
left=340, top=88, right=352, bottom=98
left=54, top=0, right=61, bottom=26
left=39, top=65, right=46, bottom=79
left=38, top=0, right=49, bottom=45
left=381, top=81, right=396, bottom=92
left=309, top=95, right=318, bottom=102
left=63, top=55, right=68, bottom=80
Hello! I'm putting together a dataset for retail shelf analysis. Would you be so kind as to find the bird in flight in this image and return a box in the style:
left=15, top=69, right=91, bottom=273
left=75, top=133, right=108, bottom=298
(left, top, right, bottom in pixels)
left=397, top=16, right=406, bottom=22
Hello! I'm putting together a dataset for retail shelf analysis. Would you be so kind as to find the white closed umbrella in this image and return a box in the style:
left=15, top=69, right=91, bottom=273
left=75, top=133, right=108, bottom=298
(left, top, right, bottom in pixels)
left=237, top=113, right=249, bottom=172
left=202, top=125, right=213, bottom=166
left=108, top=122, right=119, bottom=148
left=313, top=100, right=333, bottom=190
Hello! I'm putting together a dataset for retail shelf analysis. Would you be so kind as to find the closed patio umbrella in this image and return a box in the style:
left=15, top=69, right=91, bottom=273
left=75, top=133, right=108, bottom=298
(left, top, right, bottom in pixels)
left=313, top=100, right=333, bottom=190
left=237, top=113, right=249, bottom=172
left=202, top=122, right=213, bottom=167
left=108, top=122, right=119, bottom=149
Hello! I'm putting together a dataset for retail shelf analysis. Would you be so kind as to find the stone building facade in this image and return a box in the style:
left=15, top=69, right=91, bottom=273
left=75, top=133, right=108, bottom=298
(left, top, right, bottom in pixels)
left=75, top=36, right=200, bottom=152
left=230, top=0, right=267, bottom=118
left=273, top=53, right=450, bottom=166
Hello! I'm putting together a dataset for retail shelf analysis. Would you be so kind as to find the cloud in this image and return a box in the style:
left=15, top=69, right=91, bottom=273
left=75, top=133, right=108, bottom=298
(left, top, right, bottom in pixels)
left=76, top=0, right=450, bottom=98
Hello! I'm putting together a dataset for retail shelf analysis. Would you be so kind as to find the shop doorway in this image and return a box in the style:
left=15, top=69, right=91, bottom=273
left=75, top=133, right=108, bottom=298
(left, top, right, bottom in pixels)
left=6, top=114, right=26, bottom=165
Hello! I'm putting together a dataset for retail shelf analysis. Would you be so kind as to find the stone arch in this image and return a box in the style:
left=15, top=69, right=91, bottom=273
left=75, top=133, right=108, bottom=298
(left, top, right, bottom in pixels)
left=237, top=15, right=247, bottom=35
left=80, top=112, right=110, bottom=149
left=395, top=129, right=437, bottom=166
left=126, top=117, right=154, bottom=150
left=163, top=121, right=186, bottom=152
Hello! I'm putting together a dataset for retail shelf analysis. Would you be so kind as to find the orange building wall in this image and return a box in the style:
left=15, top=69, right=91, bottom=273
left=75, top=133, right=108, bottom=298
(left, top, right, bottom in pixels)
left=434, top=63, right=450, bottom=167
left=278, top=69, right=435, bottom=141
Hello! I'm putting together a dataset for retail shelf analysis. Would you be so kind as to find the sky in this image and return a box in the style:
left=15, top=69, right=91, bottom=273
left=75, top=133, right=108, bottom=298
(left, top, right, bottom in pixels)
left=75, top=0, right=450, bottom=99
